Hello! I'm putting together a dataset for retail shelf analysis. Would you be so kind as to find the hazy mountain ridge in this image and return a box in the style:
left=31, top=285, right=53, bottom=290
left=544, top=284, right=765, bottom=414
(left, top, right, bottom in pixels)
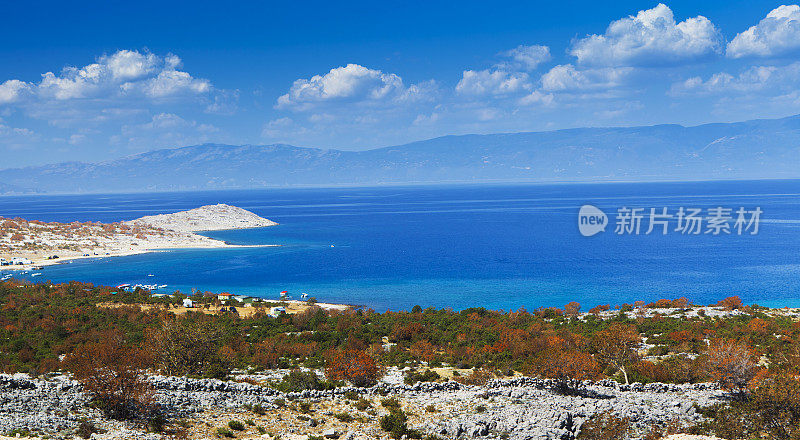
left=2, top=115, right=800, bottom=194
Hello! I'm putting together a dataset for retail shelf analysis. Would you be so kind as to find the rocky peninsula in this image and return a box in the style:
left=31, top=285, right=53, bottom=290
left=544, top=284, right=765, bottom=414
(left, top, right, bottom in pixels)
left=0, top=204, right=277, bottom=269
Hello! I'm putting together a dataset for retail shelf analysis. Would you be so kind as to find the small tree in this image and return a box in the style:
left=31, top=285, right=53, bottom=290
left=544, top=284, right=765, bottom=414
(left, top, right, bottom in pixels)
left=594, top=323, right=641, bottom=385
left=65, top=332, right=152, bottom=420
left=146, top=317, right=225, bottom=377
left=707, top=339, right=758, bottom=394
left=564, top=302, right=581, bottom=317
left=531, top=335, right=602, bottom=394
left=325, top=349, right=380, bottom=387
left=716, top=296, right=743, bottom=311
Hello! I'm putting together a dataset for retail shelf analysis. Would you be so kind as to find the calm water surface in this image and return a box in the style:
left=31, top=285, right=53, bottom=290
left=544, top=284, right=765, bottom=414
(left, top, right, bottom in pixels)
left=1, top=181, right=798, bottom=311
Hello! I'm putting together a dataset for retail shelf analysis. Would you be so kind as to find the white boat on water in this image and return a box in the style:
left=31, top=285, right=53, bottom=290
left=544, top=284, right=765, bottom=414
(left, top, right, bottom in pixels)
left=31, top=273, right=42, bottom=277
left=301, top=292, right=308, bottom=299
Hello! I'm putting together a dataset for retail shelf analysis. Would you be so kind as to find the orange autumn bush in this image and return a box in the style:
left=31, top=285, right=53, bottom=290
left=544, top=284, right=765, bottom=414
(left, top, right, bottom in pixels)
left=325, top=349, right=380, bottom=387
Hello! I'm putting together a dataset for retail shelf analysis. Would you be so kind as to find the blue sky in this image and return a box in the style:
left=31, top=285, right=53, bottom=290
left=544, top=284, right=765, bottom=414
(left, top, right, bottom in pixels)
left=2, top=0, right=800, bottom=166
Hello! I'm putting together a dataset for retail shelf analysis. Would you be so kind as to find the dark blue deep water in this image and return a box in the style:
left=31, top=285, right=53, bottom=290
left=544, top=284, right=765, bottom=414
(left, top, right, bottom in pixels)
left=1, top=181, right=799, bottom=311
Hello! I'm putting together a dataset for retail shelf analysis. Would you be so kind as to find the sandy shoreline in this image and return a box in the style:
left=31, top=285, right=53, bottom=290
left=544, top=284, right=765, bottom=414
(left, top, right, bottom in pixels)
left=0, top=243, right=281, bottom=271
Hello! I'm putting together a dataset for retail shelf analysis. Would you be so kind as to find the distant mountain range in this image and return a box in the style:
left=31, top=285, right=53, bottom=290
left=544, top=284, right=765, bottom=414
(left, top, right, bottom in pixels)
left=2, top=115, right=800, bottom=194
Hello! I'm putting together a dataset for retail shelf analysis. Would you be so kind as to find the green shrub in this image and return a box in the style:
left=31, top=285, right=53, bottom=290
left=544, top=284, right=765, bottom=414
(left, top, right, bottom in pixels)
left=148, top=415, right=167, bottom=432
left=647, top=345, right=669, bottom=356
left=354, top=398, right=372, bottom=411
left=6, top=429, right=31, bottom=438
left=334, top=412, right=354, bottom=422
left=273, top=370, right=336, bottom=392
left=216, top=427, right=235, bottom=438
left=404, top=369, right=441, bottom=384
left=381, top=397, right=401, bottom=409
left=380, top=409, right=422, bottom=439
left=245, top=403, right=266, bottom=415
left=228, top=420, right=245, bottom=431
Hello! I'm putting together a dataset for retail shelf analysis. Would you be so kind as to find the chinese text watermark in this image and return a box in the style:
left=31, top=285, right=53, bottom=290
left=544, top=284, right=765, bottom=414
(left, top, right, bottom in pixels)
left=579, top=205, right=762, bottom=237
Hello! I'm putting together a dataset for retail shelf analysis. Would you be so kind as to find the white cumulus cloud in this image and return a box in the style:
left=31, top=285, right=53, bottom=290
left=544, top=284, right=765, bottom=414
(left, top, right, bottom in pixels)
left=103, top=50, right=160, bottom=81
left=122, top=70, right=211, bottom=98
left=3, top=49, right=211, bottom=103
left=0, top=80, right=30, bottom=104
left=456, top=69, right=531, bottom=96
left=501, top=45, right=551, bottom=70
left=540, top=64, right=632, bottom=92
left=277, top=64, right=431, bottom=110
left=671, top=62, right=800, bottom=94
left=570, top=3, right=722, bottom=67
left=727, top=5, right=800, bottom=58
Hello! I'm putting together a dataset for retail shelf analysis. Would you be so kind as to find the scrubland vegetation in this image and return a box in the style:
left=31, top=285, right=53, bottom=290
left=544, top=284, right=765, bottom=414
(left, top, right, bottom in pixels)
left=1, top=281, right=800, bottom=437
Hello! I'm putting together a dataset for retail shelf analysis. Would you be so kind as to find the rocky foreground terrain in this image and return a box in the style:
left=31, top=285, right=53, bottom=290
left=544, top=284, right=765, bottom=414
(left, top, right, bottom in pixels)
left=0, top=369, right=727, bottom=440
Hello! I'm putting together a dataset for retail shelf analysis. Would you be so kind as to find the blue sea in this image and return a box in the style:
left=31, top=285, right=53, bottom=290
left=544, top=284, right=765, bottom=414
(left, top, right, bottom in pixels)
left=1, top=180, right=799, bottom=311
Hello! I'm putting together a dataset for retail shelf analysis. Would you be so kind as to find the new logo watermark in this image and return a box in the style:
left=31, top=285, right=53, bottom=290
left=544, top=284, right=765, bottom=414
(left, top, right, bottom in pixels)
left=578, top=205, right=762, bottom=236
left=578, top=205, right=608, bottom=236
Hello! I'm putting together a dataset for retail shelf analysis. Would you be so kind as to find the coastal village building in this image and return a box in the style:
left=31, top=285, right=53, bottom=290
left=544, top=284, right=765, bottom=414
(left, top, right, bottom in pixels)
left=182, top=298, right=194, bottom=308
left=217, top=292, right=233, bottom=301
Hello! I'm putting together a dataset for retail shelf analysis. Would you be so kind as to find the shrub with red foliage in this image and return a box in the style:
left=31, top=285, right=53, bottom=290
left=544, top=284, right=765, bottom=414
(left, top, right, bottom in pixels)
left=64, top=332, right=153, bottom=419
left=564, top=302, right=581, bottom=317
left=716, top=296, right=743, bottom=311
left=325, top=349, right=380, bottom=387
left=390, top=322, right=423, bottom=341
left=588, top=304, right=610, bottom=315
left=528, top=334, right=602, bottom=394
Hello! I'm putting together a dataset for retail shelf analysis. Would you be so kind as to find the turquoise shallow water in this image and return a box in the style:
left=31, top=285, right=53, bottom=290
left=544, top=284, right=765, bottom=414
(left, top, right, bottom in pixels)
left=1, top=181, right=799, bottom=311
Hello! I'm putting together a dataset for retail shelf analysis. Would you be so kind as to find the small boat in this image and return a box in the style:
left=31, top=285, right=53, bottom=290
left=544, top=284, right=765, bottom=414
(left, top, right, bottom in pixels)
left=301, top=292, right=308, bottom=299
left=158, top=284, right=168, bottom=289
left=147, top=274, right=154, bottom=277
left=31, top=273, right=42, bottom=277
